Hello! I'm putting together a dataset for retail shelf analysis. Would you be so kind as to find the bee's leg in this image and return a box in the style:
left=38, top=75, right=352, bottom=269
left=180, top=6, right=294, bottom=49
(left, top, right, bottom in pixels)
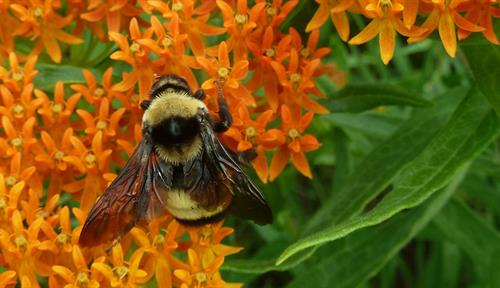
left=213, top=81, right=232, bottom=132
left=237, top=148, right=257, bottom=167
left=140, top=100, right=151, bottom=110
left=193, top=89, right=206, bottom=100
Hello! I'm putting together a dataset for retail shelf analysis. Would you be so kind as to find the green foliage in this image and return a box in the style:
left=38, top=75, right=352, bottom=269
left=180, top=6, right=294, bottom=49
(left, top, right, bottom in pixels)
left=223, top=25, right=500, bottom=288
left=326, top=84, right=433, bottom=113
left=460, top=27, right=500, bottom=118
left=277, top=88, right=499, bottom=265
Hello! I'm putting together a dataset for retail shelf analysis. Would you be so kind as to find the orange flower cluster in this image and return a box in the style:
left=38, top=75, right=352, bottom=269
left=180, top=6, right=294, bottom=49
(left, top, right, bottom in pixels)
left=308, top=0, right=499, bottom=63
left=0, top=50, right=244, bottom=286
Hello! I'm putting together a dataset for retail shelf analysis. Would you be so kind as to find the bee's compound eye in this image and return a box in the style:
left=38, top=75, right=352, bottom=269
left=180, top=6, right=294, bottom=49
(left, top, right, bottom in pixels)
left=195, top=114, right=204, bottom=123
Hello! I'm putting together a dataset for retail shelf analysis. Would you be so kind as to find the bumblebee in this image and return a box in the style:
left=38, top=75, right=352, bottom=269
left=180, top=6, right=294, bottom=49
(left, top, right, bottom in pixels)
left=79, top=75, right=273, bottom=247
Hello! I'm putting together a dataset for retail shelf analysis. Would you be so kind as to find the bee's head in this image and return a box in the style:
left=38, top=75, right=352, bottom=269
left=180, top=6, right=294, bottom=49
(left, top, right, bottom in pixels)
left=151, top=116, right=201, bottom=146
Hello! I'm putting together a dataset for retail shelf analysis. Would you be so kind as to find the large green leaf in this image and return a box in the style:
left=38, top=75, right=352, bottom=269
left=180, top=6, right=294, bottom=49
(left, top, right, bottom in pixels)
left=286, top=171, right=464, bottom=288
left=306, top=87, right=466, bottom=232
left=460, top=24, right=500, bottom=117
left=34, top=64, right=101, bottom=91
left=222, top=246, right=317, bottom=274
left=277, top=88, right=500, bottom=265
left=433, top=198, right=500, bottom=280
left=327, top=84, right=433, bottom=113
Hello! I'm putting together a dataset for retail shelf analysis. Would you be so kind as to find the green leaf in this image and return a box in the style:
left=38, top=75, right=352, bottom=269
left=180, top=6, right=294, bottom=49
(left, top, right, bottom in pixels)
left=327, top=84, right=433, bottom=113
left=490, top=250, right=500, bottom=287
left=460, top=25, right=500, bottom=117
left=433, top=198, right=500, bottom=279
left=306, top=87, right=466, bottom=232
left=222, top=247, right=317, bottom=274
left=34, top=64, right=101, bottom=91
left=286, top=172, right=464, bottom=288
left=277, top=87, right=500, bottom=265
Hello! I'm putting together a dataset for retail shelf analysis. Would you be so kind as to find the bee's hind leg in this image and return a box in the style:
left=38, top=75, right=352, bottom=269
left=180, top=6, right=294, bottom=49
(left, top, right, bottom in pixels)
left=236, top=148, right=257, bottom=167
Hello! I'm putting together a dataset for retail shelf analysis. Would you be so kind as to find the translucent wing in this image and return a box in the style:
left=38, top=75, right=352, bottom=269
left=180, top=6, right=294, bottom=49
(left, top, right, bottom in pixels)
left=199, top=118, right=273, bottom=225
left=79, top=136, right=168, bottom=247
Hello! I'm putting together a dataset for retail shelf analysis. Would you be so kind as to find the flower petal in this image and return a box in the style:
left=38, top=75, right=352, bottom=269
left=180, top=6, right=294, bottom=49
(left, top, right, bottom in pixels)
left=269, top=147, right=290, bottom=181
left=349, top=19, right=381, bottom=45
left=438, top=12, right=457, bottom=57
left=306, top=3, right=329, bottom=32
left=291, top=152, right=313, bottom=178
left=379, top=19, right=396, bottom=64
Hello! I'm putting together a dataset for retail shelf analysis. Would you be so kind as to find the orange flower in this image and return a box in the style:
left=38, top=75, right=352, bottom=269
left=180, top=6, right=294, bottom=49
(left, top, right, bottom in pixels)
left=36, top=81, right=81, bottom=128
left=35, top=129, right=74, bottom=173
left=0, top=3, right=17, bottom=61
left=174, top=248, right=241, bottom=288
left=0, top=270, right=16, bottom=287
left=110, top=18, right=154, bottom=101
left=197, top=41, right=254, bottom=106
left=306, top=0, right=354, bottom=41
left=255, top=0, right=299, bottom=28
left=10, top=1, right=83, bottom=62
left=0, top=211, right=50, bottom=288
left=0, top=84, right=43, bottom=123
left=271, top=49, right=328, bottom=114
left=70, top=68, right=119, bottom=105
left=408, top=0, right=485, bottom=57
left=52, top=245, right=101, bottom=288
left=22, top=193, right=59, bottom=225
left=185, top=222, right=242, bottom=264
left=402, top=0, right=419, bottom=28
left=1, top=153, right=38, bottom=196
left=63, top=131, right=112, bottom=211
left=0, top=116, right=37, bottom=158
left=0, top=53, right=38, bottom=93
left=0, top=174, right=24, bottom=224
left=76, top=97, right=125, bottom=138
left=34, top=129, right=79, bottom=197
left=290, top=29, right=331, bottom=66
left=457, top=0, right=499, bottom=44
left=247, top=26, right=292, bottom=110
left=217, top=0, right=266, bottom=61
left=92, top=244, right=148, bottom=287
left=223, top=105, right=284, bottom=181
left=80, top=0, right=142, bottom=34
left=137, top=15, right=199, bottom=88
left=270, top=105, right=320, bottom=180
left=130, top=219, right=179, bottom=288
left=349, top=0, right=425, bottom=64
left=149, top=0, right=226, bottom=57
left=37, top=206, right=74, bottom=254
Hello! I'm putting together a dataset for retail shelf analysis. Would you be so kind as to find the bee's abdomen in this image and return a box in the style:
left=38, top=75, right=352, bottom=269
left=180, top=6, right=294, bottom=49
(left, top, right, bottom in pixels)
left=164, top=189, right=230, bottom=224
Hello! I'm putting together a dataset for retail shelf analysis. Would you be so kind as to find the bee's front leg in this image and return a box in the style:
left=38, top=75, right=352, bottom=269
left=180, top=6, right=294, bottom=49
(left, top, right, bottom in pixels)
left=213, top=80, right=232, bottom=133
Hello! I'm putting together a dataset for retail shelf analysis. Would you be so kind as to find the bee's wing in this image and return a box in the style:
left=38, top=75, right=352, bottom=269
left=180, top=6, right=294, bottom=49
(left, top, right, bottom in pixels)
left=79, top=135, right=168, bottom=247
left=199, top=120, right=273, bottom=225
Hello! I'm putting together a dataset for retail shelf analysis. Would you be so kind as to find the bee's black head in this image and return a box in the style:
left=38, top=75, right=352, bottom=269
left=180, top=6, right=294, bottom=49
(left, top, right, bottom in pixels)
left=151, top=117, right=200, bottom=146
left=150, top=75, right=192, bottom=97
